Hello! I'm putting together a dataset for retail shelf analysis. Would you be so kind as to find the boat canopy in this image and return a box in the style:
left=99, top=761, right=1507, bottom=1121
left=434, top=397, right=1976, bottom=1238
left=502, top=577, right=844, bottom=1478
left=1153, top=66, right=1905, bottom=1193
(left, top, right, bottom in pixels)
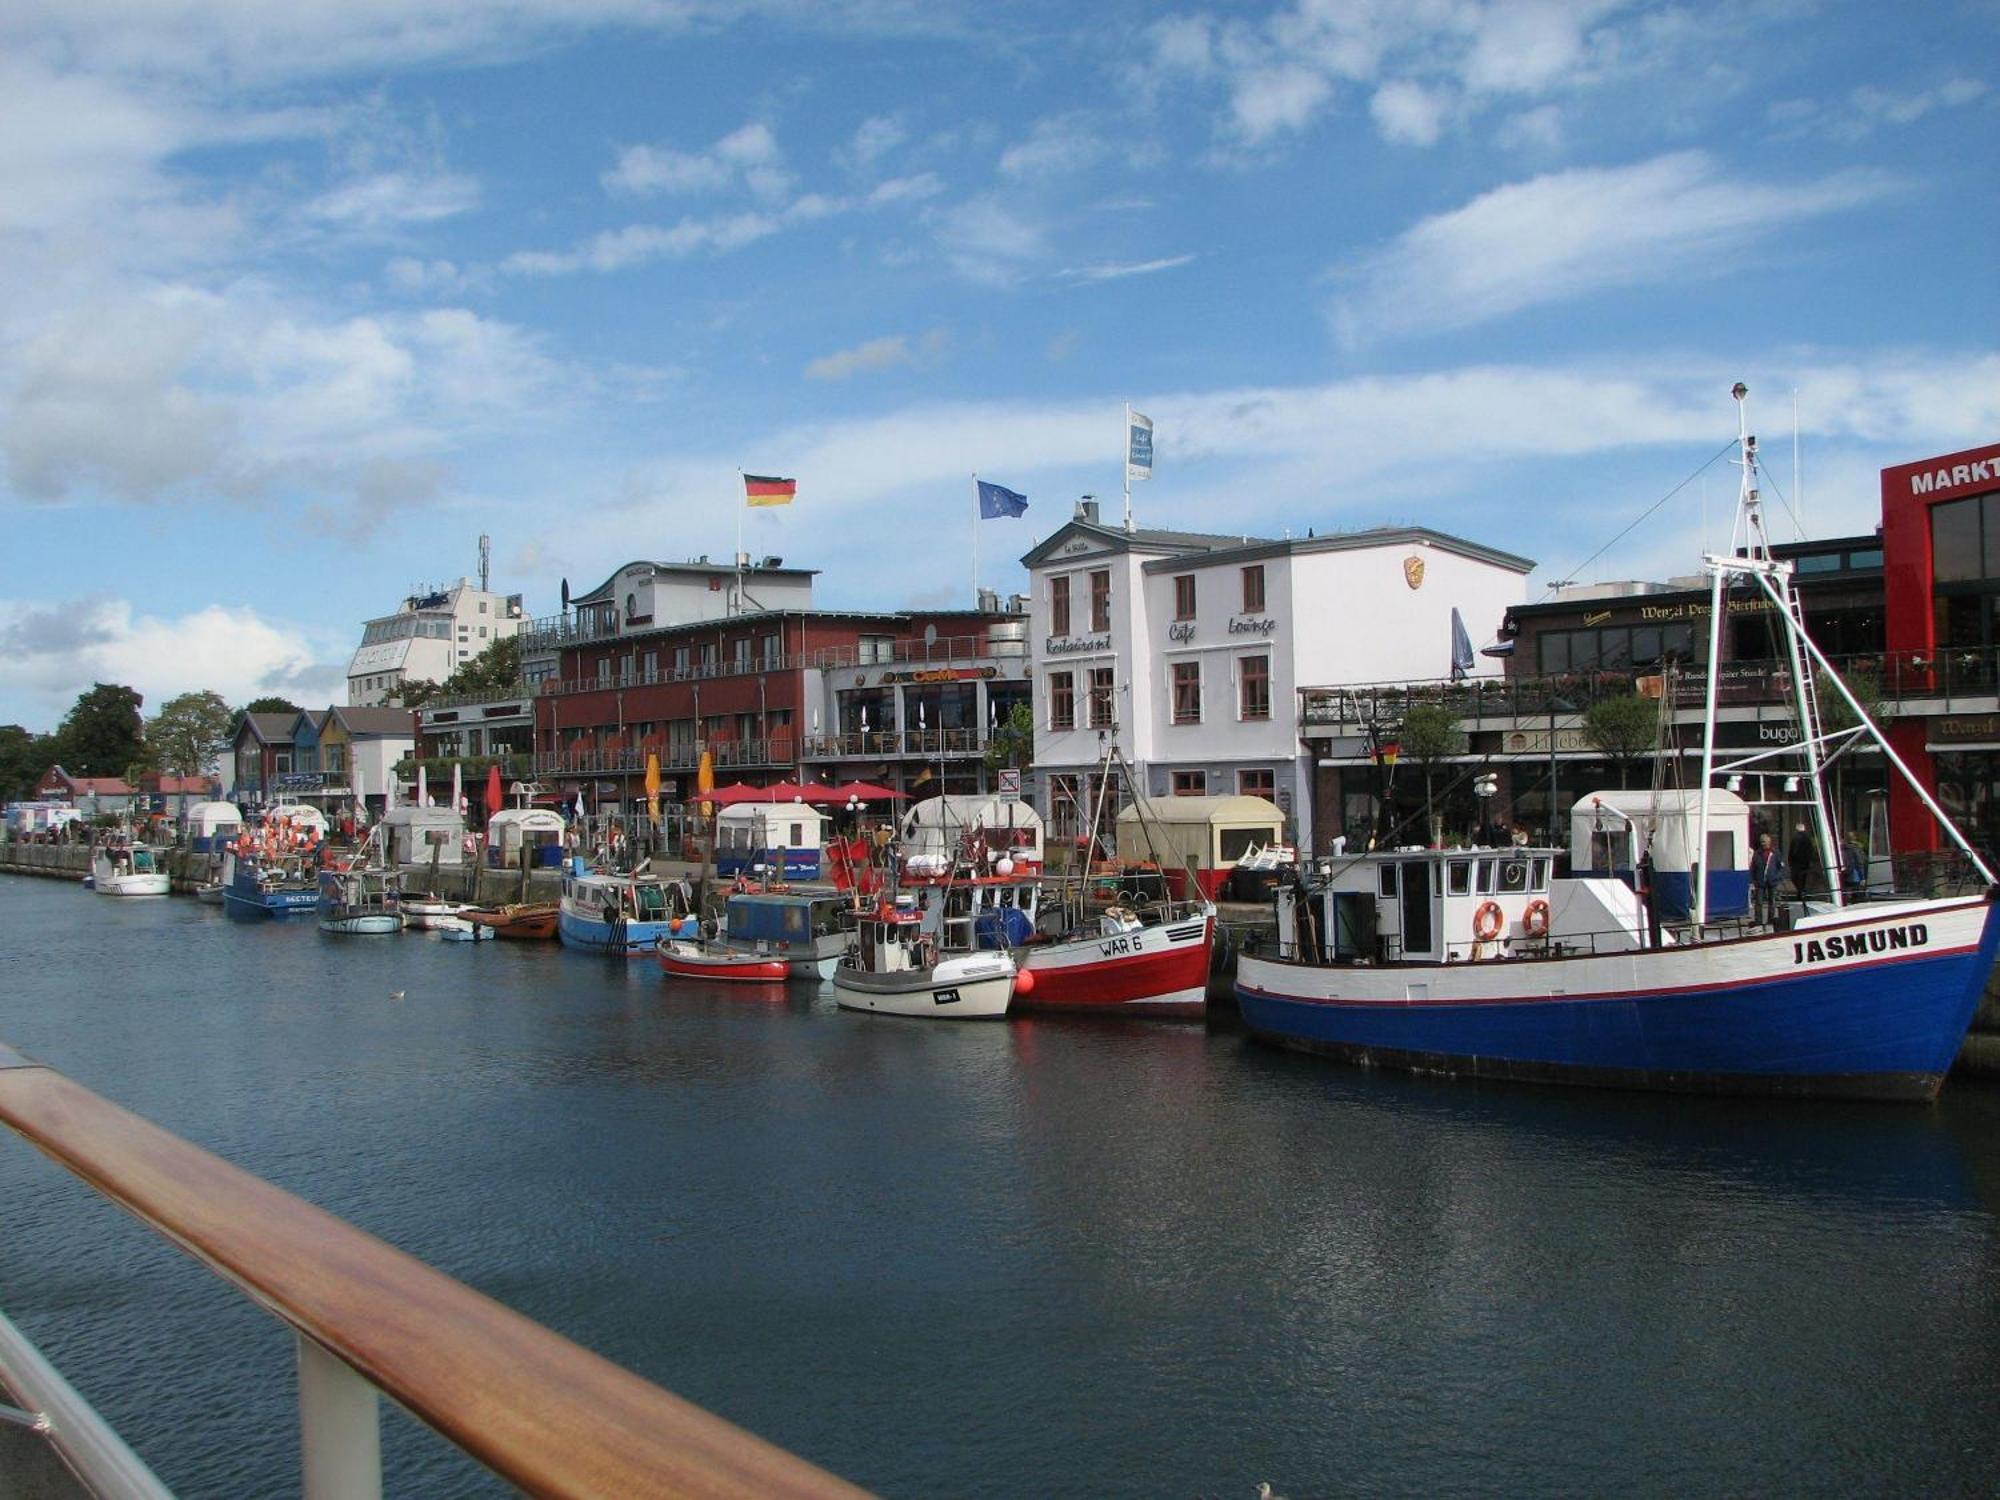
left=185, top=801, right=243, bottom=837
left=384, top=804, right=467, bottom=864
left=1569, top=787, right=1750, bottom=920
left=898, top=795, right=1043, bottom=863
left=1115, top=795, right=1284, bottom=894
left=717, top=802, right=827, bottom=850
left=725, top=892, right=843, bottom=944
left=265, top=803, right=329, bottom=834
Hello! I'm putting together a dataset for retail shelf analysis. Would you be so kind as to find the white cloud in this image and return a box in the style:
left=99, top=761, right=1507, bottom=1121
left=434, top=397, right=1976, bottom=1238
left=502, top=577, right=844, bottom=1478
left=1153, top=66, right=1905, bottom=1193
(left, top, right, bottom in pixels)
left=1770, top=77, right=1989, bottom=141
left=1369, top=80, right=1447, bottom=146
left=842, top=115, right=907, bottom=169
left=1332, top=152, right=1897, bottom=344
left=932, top=195, right=1048, bottom=285
left=0, top=597, right=332, bottom=725
left=999, top=115, right=1108, bottom=178
left=304, top=169, right=480, bottom=229
left=502, top=212, right=784, bottom=275
left=868, top=172, right=944, bottom=206
left=602, top=121, right=790, bottom=201
left=1055, top=254, right=1195, bottom=283
left=804, top=329, right=950, bottom=381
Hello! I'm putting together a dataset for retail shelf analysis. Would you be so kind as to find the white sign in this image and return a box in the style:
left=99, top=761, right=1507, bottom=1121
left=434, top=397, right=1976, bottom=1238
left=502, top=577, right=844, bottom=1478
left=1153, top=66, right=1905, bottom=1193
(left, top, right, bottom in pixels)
left=997, top=768, right=1021, bottom=796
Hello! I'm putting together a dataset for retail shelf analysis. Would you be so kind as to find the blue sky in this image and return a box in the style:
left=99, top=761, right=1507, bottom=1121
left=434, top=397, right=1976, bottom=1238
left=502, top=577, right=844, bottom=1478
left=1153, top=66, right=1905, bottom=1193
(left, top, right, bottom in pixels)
left=1, top=0, right=1995, bottom=730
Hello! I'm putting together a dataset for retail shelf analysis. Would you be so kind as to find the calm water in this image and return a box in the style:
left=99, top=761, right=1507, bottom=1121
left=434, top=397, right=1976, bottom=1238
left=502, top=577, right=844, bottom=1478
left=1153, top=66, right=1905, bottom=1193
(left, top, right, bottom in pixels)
left=5, top=876, right=2000, bottom=1497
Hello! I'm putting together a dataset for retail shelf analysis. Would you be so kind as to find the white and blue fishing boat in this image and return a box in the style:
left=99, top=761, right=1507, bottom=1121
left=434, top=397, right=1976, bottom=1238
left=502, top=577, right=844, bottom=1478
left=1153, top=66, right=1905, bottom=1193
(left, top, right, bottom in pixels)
left=318, top=865, right=404, bottom=935
left=221, top=850, right=320, bottom=920
left=711, top=889, right=857, bottom=980
left=1236, top=386, right=2000, bottom=1102
left=556, top=861, right=695, bottom=956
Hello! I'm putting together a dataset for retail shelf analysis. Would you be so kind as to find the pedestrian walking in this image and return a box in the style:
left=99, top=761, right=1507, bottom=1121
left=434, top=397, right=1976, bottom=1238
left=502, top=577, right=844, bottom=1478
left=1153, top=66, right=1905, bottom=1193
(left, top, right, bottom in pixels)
left=1787, top=821, right=1821, bottom=901
left=1841, top=831, right=1867, bottom=901
left=1750, top=833, right=1785, bottom=924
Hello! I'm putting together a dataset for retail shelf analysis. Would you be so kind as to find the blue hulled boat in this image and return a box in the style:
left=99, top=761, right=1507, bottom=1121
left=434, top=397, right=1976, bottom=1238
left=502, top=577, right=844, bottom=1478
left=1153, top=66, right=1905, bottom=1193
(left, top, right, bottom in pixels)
left=556, top=862, right=696, bottom=956
left=1236, top=386, right=2000, bottom=1102
left=221, top=850, right=321, bottom=921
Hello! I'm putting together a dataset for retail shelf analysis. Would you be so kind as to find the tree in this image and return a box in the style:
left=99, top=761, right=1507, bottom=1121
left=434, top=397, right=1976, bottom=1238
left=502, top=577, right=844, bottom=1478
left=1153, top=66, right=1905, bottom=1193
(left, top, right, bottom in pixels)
left=398, top=636, right=522, bottom=708
left=985, top=701, right=1034, bottom=772
left=1817, top=665, right=1889, bottom=831
left=148, top=691, right=235, bottom=779
left=54, top=683, right=145, bottom=778
left=1398, top=704, right=1466, bottom=843
left=0, top=725, right=56, bottom=801
left=1583, top=692, right=1660, bottom=788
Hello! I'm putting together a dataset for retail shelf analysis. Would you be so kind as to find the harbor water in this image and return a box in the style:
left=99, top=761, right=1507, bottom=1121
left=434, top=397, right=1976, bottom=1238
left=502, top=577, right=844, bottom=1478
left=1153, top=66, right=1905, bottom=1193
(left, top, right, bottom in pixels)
left=6, top=875, right=2000, bottom=1496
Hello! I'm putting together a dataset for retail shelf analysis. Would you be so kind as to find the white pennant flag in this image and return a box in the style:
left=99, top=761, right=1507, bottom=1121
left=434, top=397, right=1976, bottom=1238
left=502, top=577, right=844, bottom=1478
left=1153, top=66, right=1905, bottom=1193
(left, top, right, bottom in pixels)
left=1126, top=408, right=1153, bottom=481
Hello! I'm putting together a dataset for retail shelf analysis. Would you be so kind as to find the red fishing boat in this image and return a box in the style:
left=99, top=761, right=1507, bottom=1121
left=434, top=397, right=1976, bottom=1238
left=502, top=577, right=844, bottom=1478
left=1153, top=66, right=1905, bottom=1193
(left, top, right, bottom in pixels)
left=657, top=941, right=790, bottom=983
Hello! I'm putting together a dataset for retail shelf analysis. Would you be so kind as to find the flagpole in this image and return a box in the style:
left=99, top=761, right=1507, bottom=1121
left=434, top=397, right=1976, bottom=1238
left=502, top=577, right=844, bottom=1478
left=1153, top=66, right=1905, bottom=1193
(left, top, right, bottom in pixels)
left=734, top=470, right=744, bottom=618
left=971, top=473, right=979, bottom=608
left=1122, top=403, right=1133, bottom=533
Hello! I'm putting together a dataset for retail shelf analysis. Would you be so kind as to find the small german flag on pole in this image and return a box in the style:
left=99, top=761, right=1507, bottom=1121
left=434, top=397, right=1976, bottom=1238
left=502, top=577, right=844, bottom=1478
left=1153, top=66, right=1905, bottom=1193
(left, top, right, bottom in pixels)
left=743, top=474, right=797, bottom=507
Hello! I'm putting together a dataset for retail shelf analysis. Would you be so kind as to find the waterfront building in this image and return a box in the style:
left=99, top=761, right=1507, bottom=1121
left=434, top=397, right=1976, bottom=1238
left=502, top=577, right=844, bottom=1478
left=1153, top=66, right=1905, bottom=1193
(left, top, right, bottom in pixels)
left=230, top=713, right=298, bottom=807
left=29, top=767, right=135, bottom=820
left=428, top=555, right=1034, bottom=816
left=1296, top=434, right=2000, bottom=859
left=347, top=550, right=526, bottom=706
left=1021, top=499, right=1531, bottom=849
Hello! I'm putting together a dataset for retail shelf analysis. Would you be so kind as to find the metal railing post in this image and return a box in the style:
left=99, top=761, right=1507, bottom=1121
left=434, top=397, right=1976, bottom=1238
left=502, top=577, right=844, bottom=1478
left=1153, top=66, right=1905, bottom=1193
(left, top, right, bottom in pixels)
left=298, top=1333, right=381, bottom=1500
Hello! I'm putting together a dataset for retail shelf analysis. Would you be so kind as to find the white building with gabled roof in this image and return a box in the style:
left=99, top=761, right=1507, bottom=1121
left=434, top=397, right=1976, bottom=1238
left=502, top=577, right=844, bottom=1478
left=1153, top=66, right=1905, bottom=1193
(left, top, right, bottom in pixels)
left=1021, top=499, right=1533, bottom=850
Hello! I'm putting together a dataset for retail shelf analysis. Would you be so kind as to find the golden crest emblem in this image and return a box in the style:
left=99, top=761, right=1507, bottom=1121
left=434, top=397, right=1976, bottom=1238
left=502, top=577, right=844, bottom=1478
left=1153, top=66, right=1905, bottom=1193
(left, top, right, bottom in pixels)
left=1402, top=555, right=1425, bottom=590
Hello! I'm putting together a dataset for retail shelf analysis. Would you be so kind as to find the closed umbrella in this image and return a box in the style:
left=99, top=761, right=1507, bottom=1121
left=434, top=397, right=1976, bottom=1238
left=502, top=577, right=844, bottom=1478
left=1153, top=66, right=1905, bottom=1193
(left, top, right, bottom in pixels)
left=417, top=763, right=429, bottom=808
left=645, top=751, right=662, bottom=827
left=451, top=761, right=463, bottom=817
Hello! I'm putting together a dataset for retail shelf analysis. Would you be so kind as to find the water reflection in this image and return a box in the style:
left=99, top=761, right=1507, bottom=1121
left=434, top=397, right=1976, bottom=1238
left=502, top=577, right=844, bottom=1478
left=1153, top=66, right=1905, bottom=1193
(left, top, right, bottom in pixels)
left=4, top=875, right=2000, bottom=1497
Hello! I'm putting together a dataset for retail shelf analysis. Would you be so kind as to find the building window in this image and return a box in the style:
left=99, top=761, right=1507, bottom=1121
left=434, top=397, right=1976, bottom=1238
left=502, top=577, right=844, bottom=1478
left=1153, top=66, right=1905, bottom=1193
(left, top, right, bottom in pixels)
left=1088, top=667, right=1115, bottom=728
left=478, top=626, right=487, bottom=638
left=1242, top=565, right=1265, bottom=614
left=597, top=660, right=611, bottom=683
left=1173, top=574, right=1196, bottom=620
left=674, top=646, right=690, bottom=673
left=1050, top=575, right=1072, bottom=637
left=479, top=601, right=487, bottom=613
left=859, top=635, right=895, bottom=664
left=643, top=651, right=658, bottom=680
left=1089, top=570, right=1111, bottom=632
left=1537, top=622, right=1699, bottom=675
left=1172, top=661, right=1201, bottom=724
left=762, top=632, right=781, bottom=667
left=1239, top=654, right=1271, bottom=720
left=1238, top=768, right=1275, bottom=801
left=1050, top=671, right=1076, bottom=730
left=1171, top=770, right=1206, bottom=796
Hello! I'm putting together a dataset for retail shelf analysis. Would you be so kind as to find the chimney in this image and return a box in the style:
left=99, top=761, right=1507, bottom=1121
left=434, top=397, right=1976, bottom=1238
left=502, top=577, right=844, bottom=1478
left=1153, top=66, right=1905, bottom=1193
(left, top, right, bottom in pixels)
left=1074, top=496, right=1100, bottom=524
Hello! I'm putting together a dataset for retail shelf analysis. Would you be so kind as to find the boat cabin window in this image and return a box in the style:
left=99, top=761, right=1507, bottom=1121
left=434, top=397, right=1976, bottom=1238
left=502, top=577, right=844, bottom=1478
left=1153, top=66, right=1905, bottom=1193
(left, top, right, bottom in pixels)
left=1531, top=858, right=1550, bottom=891
left=1476, top=858, right=1496, bottom=894
left=1377, top=864, right=1398, bottom=898
left=1446, top=859, right=1471, bottom=896
left=1706, top=829, right=1736, bottom=873
left=1498, top=858, right=1530, bottom=894
left=634, top=884, right=666, bottom=918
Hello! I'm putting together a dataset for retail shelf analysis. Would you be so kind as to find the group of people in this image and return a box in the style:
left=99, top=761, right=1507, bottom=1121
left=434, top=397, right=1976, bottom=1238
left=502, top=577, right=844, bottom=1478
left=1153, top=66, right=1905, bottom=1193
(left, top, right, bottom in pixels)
left=1749, top=821, right=1868, bottom=923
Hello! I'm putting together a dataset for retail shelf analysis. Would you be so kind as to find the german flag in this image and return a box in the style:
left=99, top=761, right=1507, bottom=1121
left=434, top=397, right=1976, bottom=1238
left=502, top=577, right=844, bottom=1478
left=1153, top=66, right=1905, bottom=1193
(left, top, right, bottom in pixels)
left=743, top=474, right=796, bottom=507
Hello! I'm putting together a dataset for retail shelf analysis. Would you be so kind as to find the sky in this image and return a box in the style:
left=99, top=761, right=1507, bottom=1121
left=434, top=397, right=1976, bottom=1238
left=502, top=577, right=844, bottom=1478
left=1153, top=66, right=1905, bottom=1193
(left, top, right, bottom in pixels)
left=1, top=0, right=1995, bottom=731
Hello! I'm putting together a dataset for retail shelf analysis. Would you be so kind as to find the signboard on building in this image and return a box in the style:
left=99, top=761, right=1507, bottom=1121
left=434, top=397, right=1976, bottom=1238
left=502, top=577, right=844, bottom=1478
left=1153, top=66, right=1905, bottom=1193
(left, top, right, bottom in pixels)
left=997, top=769, right=1021, bottom=796
left=1930, top=713, right=2000, bottom=744
left=1500, top=728, right=1591, bottom=754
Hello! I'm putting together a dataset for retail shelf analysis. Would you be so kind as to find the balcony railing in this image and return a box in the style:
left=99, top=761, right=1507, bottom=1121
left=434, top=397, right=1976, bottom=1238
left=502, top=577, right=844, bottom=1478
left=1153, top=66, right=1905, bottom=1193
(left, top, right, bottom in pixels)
left=538, top=656, right=807, bottom=697
left=532, top=737, right=796, bottom=777
left=804, top=730, right=993, bottom=760
left=810, top=635, right=990, bottom=669
left=1300, top=647, right=2000, bottom=729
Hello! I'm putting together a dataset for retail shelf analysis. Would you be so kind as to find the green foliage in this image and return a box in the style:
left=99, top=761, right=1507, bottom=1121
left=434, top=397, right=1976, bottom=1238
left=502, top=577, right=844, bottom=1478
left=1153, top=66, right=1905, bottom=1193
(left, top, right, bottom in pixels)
left=1582, top=692, right=1660, bottom=786
left=0, top=724, right=56, bottom=801
left=54, top=683, right=145, bottom=778
left=147, top=690, right=235, bottom=778
left=1397, top=704, right=1466, bottom=838
left=397, top=636, right=523, bottom=708
left=985, top=701, right=1035, bottom=771
left=1817, top=665, right=1886, bottom=734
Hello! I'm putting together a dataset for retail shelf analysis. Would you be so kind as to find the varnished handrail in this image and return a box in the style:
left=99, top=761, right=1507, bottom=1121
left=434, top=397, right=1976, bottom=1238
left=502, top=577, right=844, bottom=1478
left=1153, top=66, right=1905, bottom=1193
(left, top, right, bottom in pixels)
left=0, top=1045, right=871, bottom=1499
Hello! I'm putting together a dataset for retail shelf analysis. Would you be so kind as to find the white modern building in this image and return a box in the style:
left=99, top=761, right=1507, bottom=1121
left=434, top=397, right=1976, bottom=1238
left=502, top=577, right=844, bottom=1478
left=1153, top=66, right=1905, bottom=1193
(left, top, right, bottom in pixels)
left=348, top=550, right=526, bottom=706
left=1022, top=501, right=1533, bottom=847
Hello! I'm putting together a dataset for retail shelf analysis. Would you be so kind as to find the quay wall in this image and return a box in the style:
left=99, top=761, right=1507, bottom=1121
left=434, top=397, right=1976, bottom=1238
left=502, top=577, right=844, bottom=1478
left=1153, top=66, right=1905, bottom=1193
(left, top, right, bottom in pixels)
left=5, top=844, right=2000, bottom=1075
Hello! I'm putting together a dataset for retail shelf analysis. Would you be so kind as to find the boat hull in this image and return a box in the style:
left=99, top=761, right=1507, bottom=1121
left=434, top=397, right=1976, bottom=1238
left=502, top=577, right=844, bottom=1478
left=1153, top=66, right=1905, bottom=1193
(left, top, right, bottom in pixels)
left=557, top=905, right=680, bottom=956
left=464, top=905, right=559, bottom=940
left=1015, top=913, right=1213, bottom=1017
left=194, top=883, right=226, bottom=905
left=657, top=943, right=791, bottom=983
left=93, top=874, right=170, bottom=897
left=319, top=914, right=404, bottom=935
left=1235, top=895, right=2000, bottom=1101
left=832, top=953, right=1015, bottom=1019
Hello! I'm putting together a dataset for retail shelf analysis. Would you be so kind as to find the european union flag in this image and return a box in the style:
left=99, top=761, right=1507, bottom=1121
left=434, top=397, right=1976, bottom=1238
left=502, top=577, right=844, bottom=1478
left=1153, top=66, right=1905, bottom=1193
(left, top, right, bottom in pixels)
left=977, top=480, right=1028, bottom=518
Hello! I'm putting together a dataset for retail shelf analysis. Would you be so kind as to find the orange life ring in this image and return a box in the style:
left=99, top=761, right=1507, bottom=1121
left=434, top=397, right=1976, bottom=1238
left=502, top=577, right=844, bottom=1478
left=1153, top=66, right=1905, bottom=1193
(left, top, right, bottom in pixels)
left=1523, top=899, right=1551, bottom=938
left=1472, top=901, right=1505, bottom=941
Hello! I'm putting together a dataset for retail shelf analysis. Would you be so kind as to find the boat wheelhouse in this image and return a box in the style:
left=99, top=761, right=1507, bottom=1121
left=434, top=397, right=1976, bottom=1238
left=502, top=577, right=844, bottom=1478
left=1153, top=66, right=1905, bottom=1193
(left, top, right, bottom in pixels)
left=90, top=843, right=170, bottom=897
left=556, top=863, right=695, bottom=955
left=318, top=866, right=404, bottom=934
left=717, top=891, right=855, bottom=979
left=830, top=901, right=1015, bottom=1019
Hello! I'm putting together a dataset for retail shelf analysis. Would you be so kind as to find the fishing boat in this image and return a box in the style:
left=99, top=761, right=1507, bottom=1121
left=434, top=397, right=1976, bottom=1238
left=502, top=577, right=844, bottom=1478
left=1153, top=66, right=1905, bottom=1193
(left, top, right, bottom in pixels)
left=830, top=897, right=1017, bottom=1019
left=402, top=896, right=471, bottom=930
left=1234, top=386, right=2000, bottom=1102
left=556, top=862, right=695, bottom=956
left=221, top=849, right=321, bottom=920
left=318, top=866, right=404, bottom=935
left=462, top=902, right=560, bottom=940
left=708, top=889, right=857, bottom=980
left=435, top=916, right=495, bottom=942
left=884, top=761, right=1217, bottom=1017
left=656, top=941, right=791, bottom=983
left=90, top=842, right=170, bottom=897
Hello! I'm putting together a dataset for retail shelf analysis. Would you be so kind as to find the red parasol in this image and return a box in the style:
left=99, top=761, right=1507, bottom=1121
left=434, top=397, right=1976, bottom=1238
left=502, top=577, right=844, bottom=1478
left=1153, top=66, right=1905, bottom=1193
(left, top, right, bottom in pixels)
left=831, top=780, right=907, bottom=802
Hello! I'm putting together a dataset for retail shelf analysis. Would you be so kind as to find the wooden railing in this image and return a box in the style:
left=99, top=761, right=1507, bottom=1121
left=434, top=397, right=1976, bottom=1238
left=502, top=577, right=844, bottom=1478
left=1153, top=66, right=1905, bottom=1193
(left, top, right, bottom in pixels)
left=0, top=1044, right=870, bottom=1499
